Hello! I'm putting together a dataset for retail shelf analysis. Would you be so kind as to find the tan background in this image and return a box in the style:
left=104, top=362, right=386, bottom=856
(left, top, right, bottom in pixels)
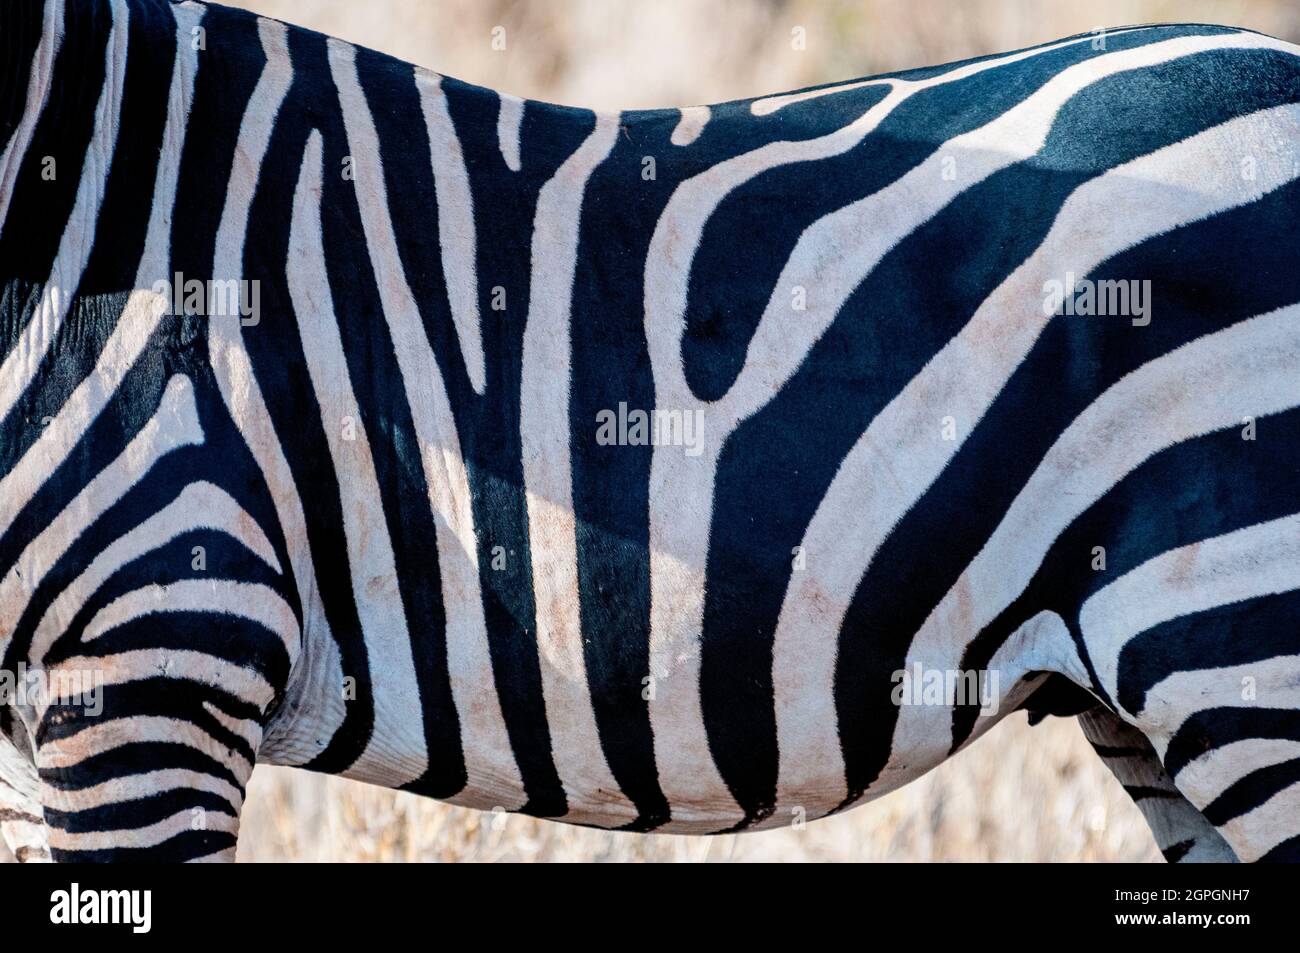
left=224, top=0, right=1293, bottom=862
left=227, top=0, right=1300, bottom=111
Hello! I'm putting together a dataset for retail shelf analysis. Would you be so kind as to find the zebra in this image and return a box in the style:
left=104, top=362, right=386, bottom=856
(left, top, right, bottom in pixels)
left=1, top=0, right=1299, bottom=863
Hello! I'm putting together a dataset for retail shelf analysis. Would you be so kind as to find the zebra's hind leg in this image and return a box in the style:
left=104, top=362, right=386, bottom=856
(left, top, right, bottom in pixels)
left=1078, top=707, right=1237, bottom=863
left=0, top=730, right=49, bottom=863
left=0, top=784, right=48, bottom=863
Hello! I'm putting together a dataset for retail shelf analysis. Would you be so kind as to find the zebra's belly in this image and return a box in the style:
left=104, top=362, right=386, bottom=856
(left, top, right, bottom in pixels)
left=229, top=17, right=1300, bottom=834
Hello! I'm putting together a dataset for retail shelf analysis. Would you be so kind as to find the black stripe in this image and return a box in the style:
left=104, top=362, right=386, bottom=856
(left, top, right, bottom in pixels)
left=568, top=108, right=687, bottom=831
left=434, top=78, right=589, bottom=817
left=50, top=827, right=236, bottom=862
left=0, top=0, right=112, bottom=392
left=44, top=787, right=237, bottom=834
left=8, top=0, right=181, bottom=477
left=165, top=1, right=309, bottom=665
left=1166, top=708, right=1300, bottom=778
left=1124, top=784, right=1180, bottom=802
left=682, top=26, right=1181, bottom=402
left=1088, top=744, right=1148, bottom=759
left=1120, top=591, right=1300, bottom=717
left=0, top=0, right=48, bottom=155
left=1202, top=757, right=1300, bottom=826
left=2, top=370, right=192, bottom=672
left=0, top=806, right=41, bottom=825
left=38, top=680, right=263, bottom=766
left=39, top=741, right=243, bottom=792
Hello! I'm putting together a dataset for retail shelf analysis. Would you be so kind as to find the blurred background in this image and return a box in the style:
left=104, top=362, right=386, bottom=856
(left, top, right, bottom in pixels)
left=11, top=0, right=1287, bottom=864
left=221, top=0, right=1288, bottom=863
left=226, top=0, right=1300, bottom=111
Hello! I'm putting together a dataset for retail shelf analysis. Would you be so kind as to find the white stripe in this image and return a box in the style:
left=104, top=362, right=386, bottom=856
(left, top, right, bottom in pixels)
left=0, top=0, right=130, bottom=426
left=187, top=847, right=236, bottom=862
left=889, top=293, right=1300, bottom=788
left=496, top=92, right=524, bottom=170
left=207, top=17, right=338, bottom=754
left=202, top=701, right=264, bottom=753
left=38, top=715, right=253, bottom=780
left=1146, top=656, right=1300, bottom=744
left=1216, top=776, right=1300, bottom=861
left=968, top=609, right=1093, bottom=735
left=0, top=1, right=201, bottom=543
left=53, top=650, right=276, bottom=711
left=1082, top=512, right=1300, bottom=712
left=286, top=130, right=426, bottom=787
left=0, top=0, right=64, bottom=232
left=1176, top=739, right=1300, bottom=808
left=42, top=768, right=244, bottom=814
left=0, top=733, right=40, bottom=803
left=28, top=480, right=281, bottom=665
left=330, top=40, right=526, bottom=809
left=0, top=376, right=202, bottom=664
left=258, top=615, right=348, bottom=767
left=670, top=106, right=709, bottom=146
left=79, top=579, right=298, bottom=651
left=418, top=68, right=487, bottom=394
left=520, top=115, right=629, bottom=823
left=0, top=767, right=42, bottom=819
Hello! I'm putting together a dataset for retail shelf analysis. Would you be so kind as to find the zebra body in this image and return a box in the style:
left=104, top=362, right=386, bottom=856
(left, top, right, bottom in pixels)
left=2, top=0, right=1299, bottom=860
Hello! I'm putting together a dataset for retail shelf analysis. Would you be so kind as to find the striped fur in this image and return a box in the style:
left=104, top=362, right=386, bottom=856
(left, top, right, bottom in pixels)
left=2, top=0, right=1300, bottom=860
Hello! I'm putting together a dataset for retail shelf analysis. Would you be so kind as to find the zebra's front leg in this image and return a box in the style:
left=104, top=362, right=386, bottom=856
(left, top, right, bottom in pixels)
left=31, top=659, right=268, bottom=863
left=29, top=594, right=297, bottom=863
left=32, top=666, right=262, bottom=862
left=1078, top=707, right=1237, bottom=863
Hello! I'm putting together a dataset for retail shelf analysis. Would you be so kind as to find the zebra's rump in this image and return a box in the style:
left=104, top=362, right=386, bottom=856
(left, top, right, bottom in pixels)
left=2, top=0, right=1300, bottom=851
